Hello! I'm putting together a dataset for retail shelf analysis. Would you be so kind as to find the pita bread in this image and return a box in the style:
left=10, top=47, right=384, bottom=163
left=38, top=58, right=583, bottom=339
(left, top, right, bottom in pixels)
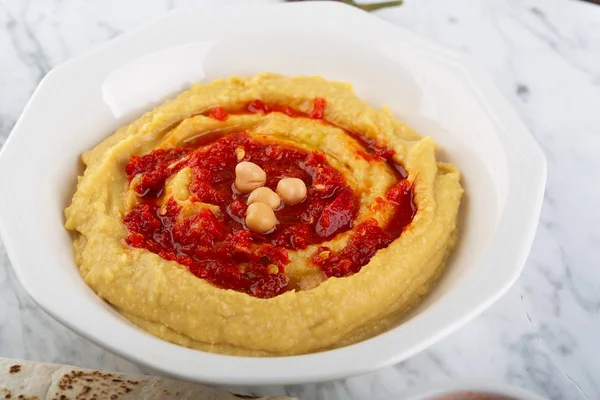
left=0, top=358, right=294, bottom=400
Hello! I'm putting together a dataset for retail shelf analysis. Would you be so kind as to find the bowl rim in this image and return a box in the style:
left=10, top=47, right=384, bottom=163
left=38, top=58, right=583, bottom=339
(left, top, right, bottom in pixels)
left=0, top=2, right=547, bottom=385
left=392, top=379, right=548, bottom=400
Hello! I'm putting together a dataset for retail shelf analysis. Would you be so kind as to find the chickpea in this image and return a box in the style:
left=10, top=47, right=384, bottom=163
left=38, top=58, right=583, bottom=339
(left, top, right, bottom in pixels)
left=235, top=146, right=245, bottom=162
left=235, top=161, right=266, bottom=193
left=276, top=177, right=307, bottom=205
left=245, top=202, right=278, bottom=233
left=247, top=187, right=281, bottom=210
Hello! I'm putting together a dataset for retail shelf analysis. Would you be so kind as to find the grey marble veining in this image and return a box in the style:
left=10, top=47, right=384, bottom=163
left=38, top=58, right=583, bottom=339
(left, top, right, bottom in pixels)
left=1, top=0, right=599, bottom=399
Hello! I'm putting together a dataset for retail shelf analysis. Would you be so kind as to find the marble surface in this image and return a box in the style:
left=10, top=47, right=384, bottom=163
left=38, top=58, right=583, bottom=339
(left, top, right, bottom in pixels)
left=0, top=0, right=599, bottom=399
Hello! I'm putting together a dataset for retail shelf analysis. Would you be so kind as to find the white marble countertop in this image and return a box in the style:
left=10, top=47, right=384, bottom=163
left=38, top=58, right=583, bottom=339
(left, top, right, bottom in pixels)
left=1, top=0, right=599, bottom=399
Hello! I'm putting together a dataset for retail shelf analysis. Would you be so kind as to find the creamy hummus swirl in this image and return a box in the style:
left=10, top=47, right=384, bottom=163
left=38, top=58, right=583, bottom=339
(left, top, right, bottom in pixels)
left=65, top=73, right=463, bottom=356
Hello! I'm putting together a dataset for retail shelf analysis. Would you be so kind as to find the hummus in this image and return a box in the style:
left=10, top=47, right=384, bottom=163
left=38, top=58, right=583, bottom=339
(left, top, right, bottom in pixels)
left=65, top=73, right=463, bottom=356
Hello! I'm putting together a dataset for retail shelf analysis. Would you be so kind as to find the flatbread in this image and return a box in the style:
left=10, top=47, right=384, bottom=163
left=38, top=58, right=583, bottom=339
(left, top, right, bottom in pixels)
left=0, top=358, right=294, bottom=400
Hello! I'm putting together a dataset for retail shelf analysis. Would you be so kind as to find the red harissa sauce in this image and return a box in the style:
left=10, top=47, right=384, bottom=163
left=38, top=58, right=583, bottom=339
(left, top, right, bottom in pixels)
left=123, top=98, right=416, bottom=298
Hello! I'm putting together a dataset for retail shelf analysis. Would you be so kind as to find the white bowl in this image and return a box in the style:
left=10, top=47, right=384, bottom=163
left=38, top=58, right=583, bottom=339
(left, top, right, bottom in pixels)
left=391, top=380, right=547, bottom=400
left=0, top=2, right=546, bottom=385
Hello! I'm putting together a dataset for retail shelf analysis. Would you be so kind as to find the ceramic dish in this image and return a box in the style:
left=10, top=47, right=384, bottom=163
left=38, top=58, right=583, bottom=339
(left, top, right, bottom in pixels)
left=391, top=380, right=547, bottom=400
left=0, top=2, right=546, bottom=385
